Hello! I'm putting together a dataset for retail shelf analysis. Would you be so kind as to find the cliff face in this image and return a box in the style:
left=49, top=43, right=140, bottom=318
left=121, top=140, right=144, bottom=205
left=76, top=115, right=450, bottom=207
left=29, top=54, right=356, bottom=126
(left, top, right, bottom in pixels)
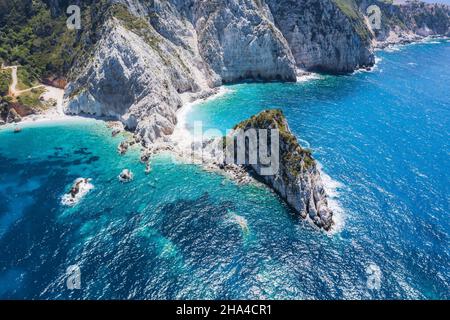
left=65, top=0, right=299, bottom=144
left=5, top=0, right=447, bottom=141
left=64, top=0, right=377, bottom=143
left=230, top=110, right=334, bottom=230
left=65, top=5, right=216, bottom=146
left=189, top=0, right=297, bottom=82
left=267, top=0, right=375, bottom=73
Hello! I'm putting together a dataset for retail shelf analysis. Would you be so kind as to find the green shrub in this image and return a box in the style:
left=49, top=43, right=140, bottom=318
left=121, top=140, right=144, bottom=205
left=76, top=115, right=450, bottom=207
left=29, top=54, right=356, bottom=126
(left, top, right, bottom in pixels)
left=0, top=69, right=12, bottom=96
left=17, top=87, right=45, bottom=108
left=17, top=67, right=38, bottom=90
left=0, top=0, right=109, bottom=81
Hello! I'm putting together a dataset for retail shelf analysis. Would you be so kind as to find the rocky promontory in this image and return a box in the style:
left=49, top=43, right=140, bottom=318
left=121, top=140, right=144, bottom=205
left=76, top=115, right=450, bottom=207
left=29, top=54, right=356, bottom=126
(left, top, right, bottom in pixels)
left=190, top=109, right=333, bottom=230
left=358, top=0, right=450, bottom=47
left=231, top=110, right=334, bottom=230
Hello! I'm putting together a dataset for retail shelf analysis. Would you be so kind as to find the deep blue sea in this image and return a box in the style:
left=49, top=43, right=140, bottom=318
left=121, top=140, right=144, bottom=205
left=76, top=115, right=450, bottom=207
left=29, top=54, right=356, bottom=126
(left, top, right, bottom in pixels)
left=0, top=40, right=449, bottom=299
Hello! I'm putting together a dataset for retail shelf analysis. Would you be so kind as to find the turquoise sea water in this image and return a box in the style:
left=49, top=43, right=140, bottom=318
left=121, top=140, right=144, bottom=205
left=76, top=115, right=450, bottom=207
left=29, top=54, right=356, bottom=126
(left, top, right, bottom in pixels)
left=0, top=40, right=449, bottom=299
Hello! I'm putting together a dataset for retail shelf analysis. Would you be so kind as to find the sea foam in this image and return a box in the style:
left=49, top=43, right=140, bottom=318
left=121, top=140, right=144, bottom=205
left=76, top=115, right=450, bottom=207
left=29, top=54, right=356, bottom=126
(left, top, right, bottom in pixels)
left=61, top=178, right=94, bottom=207
left=316, top=162, right=345, bottom=234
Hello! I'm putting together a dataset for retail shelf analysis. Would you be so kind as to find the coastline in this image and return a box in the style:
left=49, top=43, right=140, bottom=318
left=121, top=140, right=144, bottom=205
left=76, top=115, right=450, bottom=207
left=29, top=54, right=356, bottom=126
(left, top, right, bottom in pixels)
left=375, top=35, right=449, bottom=52
left=1, top=83, right=94, bottom=130
left=172, top=87, right=234, bottom=148
left=316, top=162, right=345, bottom=234
left=169, top=78, right=348, bottom=234
left=173, top=70, right=327, bottom=144
left=5, top=36, right=447, bottom=131
left=3, top=38, right=446, bottom=233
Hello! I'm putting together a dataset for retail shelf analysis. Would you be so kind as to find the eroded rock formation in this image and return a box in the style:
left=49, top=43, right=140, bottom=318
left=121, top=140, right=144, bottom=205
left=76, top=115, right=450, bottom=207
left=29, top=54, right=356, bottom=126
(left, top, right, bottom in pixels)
left=62, top=0, right=450, bottom=145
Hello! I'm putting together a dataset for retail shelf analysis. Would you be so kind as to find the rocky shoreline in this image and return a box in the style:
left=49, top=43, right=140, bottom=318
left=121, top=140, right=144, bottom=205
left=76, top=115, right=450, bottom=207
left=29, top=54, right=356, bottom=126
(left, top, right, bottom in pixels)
left=61, top=0, right=449, bottom=145
left=2, top=0, right=449, bottom=232
left=375, top=34, right=448, bottom=50
left=2, top=1, right=449, bottom=135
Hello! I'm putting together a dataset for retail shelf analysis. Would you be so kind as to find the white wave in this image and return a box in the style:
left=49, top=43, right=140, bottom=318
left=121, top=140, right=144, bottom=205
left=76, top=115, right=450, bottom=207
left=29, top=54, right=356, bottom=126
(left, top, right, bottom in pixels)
left=316, top=162, right=345, bottom=234
left=61, top=178, right=94, bottom=207
left=297, top=138, right=311, bottom=149
left=384, top=45, right=402, bottom=52
left=353, top=58, right=382, bottom=75
left=228, top=212, right=249, bottom=234
left=296, top=73, right=322, bottom=83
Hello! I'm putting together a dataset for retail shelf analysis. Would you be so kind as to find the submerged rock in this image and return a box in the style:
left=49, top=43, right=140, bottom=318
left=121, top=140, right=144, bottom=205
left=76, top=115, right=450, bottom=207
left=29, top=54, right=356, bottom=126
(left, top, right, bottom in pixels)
left=145, top=162, right=152, bottom=175
left=118, top=169, right=134, bottom=182
left=118, top=141, right=129, bottom=155
left=7, top=108, right=22, bottom=123
left=107, top=121, right=125, bottom=137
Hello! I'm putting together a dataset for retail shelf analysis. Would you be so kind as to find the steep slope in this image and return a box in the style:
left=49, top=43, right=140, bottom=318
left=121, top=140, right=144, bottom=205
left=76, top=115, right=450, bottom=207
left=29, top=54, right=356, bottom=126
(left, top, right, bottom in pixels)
left=65, top=0, right=300, bottom=144
left=65, top=5, right=216, bottom=146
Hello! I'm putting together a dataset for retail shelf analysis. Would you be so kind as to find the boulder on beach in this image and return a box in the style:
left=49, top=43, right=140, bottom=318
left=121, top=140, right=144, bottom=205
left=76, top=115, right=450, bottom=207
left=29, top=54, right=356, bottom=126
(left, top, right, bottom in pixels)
left=111, top=128, right=121, bottom=137
left=7, top=108, right=22, bottom=123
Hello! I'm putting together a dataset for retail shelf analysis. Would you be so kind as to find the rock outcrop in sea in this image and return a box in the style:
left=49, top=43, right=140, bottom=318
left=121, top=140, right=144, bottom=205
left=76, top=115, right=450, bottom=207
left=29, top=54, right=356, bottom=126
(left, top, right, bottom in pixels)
left=191, top=109, right=334, bottom=230
left=227, top=109, right=334, bottom=230
left=1, top=1, right=449, bottom=132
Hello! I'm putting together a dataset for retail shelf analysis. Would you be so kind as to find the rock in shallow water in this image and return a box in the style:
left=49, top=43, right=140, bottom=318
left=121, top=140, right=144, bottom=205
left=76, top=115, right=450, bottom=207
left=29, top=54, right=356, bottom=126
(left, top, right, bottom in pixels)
left=118, top=169, right=134, bottom=183
left=61, top=178, right=94, bottom=207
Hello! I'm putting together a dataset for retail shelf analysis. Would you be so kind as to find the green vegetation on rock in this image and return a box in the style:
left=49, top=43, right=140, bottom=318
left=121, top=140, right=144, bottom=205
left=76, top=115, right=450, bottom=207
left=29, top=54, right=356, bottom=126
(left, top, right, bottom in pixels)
left=17, top=87, right=46, bottom=109
left=16, top=67, right=38, bottom=90
left=0, top=69, right=12, bottom=96
left=109, top=4, right=149, bottom=31
left=332, top=0, right=372, bottom=42
left=109, top=4, right=173, bottom=66
left=0, top=0, right=110, bottom=81
left=234, top=109, right=316, bottom=173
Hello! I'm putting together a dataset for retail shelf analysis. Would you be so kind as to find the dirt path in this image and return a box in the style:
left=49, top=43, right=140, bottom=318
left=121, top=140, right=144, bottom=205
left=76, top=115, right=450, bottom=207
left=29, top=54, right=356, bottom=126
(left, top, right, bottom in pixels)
left=2, top=65, right=66, bottom=122
left=3, top=65, right=45, bottom=97
left=4, top=66, right=18, bottom=96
